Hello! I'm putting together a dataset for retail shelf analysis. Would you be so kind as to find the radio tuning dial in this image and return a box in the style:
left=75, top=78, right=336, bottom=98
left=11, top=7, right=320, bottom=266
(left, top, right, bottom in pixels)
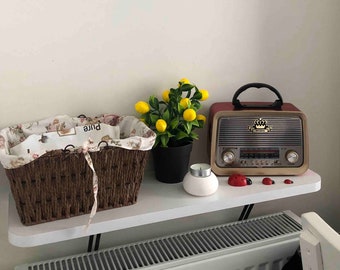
left=222, top=151, right=235, bottom=164
left=286, top=150, right=299, bottom=164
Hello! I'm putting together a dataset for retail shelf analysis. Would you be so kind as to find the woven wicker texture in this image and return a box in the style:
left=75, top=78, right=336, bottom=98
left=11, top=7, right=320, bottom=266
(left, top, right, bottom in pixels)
left=5, top=147, right=149, bottom=226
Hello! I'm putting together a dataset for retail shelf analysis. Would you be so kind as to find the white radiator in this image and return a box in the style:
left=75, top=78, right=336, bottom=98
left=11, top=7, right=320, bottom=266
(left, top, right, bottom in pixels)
left=15, top=211, right=301, bottom=270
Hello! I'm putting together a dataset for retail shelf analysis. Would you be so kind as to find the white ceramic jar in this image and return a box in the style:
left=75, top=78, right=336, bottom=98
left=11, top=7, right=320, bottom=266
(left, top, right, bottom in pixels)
left=183, top=163, right=219, bottom=196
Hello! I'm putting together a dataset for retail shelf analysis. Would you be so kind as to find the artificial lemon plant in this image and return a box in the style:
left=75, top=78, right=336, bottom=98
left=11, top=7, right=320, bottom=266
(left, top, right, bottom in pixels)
left=135, top=78, right=208, bottom=147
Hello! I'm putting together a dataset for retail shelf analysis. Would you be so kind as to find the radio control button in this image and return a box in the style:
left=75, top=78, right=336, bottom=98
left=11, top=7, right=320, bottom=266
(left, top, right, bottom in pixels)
left=286, top=151, right=299, bottom=164
left=222, top=151, right=235, bottom=164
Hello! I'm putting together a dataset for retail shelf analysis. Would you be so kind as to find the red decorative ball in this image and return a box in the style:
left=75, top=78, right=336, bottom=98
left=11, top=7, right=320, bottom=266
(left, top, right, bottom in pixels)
left=262, top=177, right=275, bottom=185
left=284, top=179, right=294, bottom=184
left=228, top=174, right=247, bottom=187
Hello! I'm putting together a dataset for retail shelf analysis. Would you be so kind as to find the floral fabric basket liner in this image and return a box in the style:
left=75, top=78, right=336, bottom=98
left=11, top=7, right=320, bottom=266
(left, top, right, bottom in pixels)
left=0, top=114, right=155, bottom=226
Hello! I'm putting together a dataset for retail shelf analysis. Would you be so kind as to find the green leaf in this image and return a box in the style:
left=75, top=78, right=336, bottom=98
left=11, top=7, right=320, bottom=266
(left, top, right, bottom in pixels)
left=154, top=136, right=160, bottom=147
left=162, top=109, right=170, bottom=122
left=160, top=134, right=169, bottom=147
left=176, top=130, right=189, bottom=140
left=184, top=121, right=192, bottom=134
left=177, top=102, right=184, bottom=114
left=192, top=91, right=202, bottom=100
left=191, top=119, right=200, bottom=128
left=143, top=114, right=150, bottom=125
left=180, top=84, right=194, bottom=92
left=197, top=119, right=205, bottom=128
left=169, top=88, right=181, bottom=98
left=150, top=113, right=159, bottom=124
left=170, top=118, right=179, bottom=129
left=149, top=96, right=159, bottom=110
left=190, top=131, right=199, bottom=140
left=190, top=100, right=201, bottom=110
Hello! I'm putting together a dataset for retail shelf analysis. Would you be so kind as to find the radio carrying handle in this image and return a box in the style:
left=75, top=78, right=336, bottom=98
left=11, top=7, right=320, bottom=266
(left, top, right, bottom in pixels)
left=232, top=83, right=283, bottom=109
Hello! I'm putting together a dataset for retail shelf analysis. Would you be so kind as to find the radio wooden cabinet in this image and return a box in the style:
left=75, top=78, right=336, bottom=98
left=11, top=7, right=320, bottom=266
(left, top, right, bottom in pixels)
left=209, top=83, right=308, bottom=176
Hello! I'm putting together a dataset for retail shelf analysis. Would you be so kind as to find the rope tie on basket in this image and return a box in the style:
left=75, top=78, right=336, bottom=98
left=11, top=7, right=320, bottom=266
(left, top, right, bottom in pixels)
left=82, top=138, right=100, bottom=230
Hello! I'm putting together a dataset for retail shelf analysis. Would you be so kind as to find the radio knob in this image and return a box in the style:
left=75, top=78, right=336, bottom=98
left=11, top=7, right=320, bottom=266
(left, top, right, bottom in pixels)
left=222, top=151, right=235, bottom=164
left=286, top=150, right=299, bottom=164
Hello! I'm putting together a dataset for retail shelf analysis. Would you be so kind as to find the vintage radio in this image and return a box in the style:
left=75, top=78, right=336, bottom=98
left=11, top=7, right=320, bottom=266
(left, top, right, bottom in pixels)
left=209, top=83, right=309, bottom=176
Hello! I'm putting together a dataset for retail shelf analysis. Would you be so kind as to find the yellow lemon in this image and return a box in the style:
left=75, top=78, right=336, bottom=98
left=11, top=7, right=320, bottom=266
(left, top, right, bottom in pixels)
left=162, top=90, right=170, bottom=102
left=196, top=114, right=206, bottom=123
left=135, top=101, right=150, bottom=114
left=179, top=98, right=190, bottom=109
left=156, top=119, right=167, bottom=132
left=199, top=89, right=209, bottom=101
left=183, top=108, right=196, bottom=122
left=179, top=78, right=191, bottom=85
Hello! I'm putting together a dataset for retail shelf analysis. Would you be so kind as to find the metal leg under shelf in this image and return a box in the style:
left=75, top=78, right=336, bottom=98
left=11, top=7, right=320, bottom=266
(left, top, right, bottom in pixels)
left=238, top=204, right=255, bottom=221
left=87, top=234, right=101, bottom=252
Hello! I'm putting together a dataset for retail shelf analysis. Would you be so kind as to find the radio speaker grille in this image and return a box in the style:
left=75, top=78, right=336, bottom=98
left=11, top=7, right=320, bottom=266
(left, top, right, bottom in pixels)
left=218, top=116, right=303, bottom=147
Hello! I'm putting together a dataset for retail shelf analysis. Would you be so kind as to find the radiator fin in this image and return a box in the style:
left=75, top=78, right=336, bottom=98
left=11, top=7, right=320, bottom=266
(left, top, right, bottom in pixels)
left=17, top=212, right=301, bottom=270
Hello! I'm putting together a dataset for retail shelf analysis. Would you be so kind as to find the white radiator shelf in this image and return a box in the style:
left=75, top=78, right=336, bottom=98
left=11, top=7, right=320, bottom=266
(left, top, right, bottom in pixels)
left=8, top=169, right=320, bottom=247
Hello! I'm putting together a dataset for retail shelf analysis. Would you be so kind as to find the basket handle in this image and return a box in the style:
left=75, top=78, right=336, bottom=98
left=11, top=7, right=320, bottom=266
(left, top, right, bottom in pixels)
left=98, top=141, right=109, bottom=149
left=232, top=83, right=283, bottom=109
left=63, top=144, right=75, bottom=153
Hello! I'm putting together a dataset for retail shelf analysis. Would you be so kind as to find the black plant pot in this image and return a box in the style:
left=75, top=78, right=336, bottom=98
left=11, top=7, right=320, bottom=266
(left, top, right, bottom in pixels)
left=152, top=143, right=193, bottom=184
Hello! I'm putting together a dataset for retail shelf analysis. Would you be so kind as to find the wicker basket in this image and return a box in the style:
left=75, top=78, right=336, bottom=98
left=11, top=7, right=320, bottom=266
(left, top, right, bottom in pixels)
left=5, top=146, right=149, bottom=226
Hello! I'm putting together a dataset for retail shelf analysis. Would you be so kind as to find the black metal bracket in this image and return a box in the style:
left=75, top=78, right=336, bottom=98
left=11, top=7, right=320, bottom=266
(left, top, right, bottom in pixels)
left=87, top=234, right=102, bottom=252
left=238, top=204, right=255, bottom=221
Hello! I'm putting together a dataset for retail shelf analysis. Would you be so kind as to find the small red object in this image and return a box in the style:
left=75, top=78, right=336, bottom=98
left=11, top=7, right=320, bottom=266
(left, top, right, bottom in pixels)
left=228, top=174, right=247, bottom=186
left=262, top=177, right=275, bottom=185
left=284, top=179, right=294, bottom=184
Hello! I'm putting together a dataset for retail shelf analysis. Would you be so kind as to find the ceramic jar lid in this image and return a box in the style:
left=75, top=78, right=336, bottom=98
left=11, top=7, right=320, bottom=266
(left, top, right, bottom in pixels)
left=189, top=163, right=211, bottom=177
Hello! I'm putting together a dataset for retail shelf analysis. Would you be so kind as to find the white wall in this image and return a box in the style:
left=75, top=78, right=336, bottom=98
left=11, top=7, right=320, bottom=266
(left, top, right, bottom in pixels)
left=1, top=0, right=339, bottom=268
